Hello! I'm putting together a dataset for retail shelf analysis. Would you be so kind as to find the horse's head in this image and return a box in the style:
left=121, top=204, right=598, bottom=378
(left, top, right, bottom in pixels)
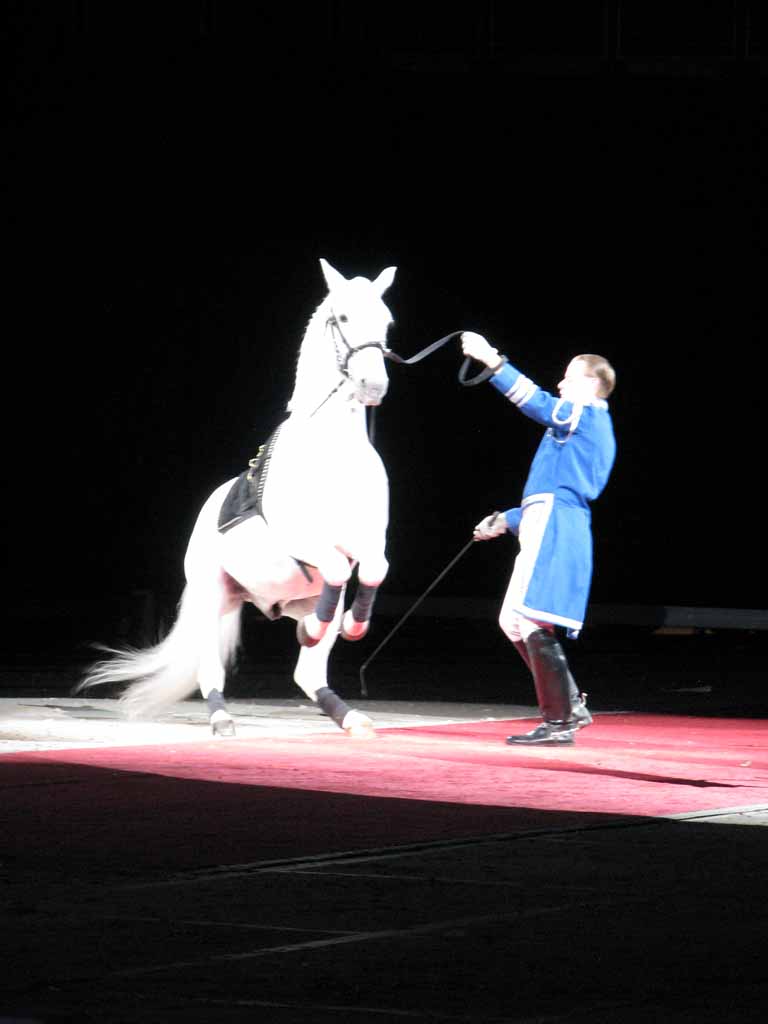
left=320, top=258, right=396, bottom=406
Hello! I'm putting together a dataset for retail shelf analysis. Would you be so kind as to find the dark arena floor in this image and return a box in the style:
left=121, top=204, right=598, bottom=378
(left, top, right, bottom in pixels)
left=2, top=609, right=768, bottom=1023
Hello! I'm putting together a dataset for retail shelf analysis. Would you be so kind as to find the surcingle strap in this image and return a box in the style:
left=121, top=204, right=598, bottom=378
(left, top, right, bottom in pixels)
left=218, top=425, right=283, bottom=534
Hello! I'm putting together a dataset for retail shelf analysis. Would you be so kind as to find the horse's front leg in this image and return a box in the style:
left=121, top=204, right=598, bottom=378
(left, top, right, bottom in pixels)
left=295, top=548, right=352, bottom=648
left=341, top=553, right=388, bottom=642
left=293, top=592, right=375, bottom=739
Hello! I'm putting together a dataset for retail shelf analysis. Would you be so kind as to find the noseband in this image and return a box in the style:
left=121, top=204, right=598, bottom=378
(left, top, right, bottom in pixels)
left=327, top=314, right=390, bottom=379
left=307, top=315, right=391, bottom=419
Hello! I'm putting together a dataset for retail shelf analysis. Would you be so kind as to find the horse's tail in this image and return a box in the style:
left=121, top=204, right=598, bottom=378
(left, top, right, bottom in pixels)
left=76, top=584, right=242, bottom=720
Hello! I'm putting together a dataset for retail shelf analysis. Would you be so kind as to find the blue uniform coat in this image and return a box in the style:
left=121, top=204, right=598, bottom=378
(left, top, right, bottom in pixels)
left=490, top=361, right=616, bottom=637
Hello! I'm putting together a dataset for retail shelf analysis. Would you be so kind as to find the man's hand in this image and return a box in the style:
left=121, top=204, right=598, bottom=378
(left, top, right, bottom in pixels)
left=473, top=513, right=508, bottom=541
left=461, top=332, right=504, bottom=371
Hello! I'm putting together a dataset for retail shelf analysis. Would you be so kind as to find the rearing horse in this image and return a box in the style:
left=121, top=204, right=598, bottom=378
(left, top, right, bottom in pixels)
left=78, top=259, right=396, bottom=737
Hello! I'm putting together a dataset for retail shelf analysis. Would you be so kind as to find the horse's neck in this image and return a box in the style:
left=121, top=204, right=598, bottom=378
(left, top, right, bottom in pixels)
left=286, top=301, right=341, bottom=417
left=287, top=389, right=369, bottom=447
left=283, top=301, right=370, bottom=442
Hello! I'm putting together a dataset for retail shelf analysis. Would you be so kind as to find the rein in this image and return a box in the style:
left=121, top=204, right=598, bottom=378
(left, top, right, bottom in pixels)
left=310, top=321, right=504, bottom=424
left=385, top=330, right=506, bottom=387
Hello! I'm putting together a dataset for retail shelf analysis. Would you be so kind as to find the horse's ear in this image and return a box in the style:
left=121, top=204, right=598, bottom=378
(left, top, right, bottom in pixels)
left=319, top=258, right=348, bottom=293
left=373, top=266, right=397, bottom=296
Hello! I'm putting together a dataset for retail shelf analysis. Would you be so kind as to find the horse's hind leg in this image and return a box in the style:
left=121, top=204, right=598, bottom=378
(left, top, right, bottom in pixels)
left=292, top=591, right=375, bottom=739
left=198, top=582, right=243, bottom=738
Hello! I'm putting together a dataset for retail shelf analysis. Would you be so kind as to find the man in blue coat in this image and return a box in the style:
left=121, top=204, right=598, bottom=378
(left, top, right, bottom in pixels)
left=461, top=332, right=617, bottom=746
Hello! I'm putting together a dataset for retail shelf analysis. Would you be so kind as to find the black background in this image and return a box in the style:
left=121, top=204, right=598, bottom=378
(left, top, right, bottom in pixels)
left=6, top=3, right=767, bottom=655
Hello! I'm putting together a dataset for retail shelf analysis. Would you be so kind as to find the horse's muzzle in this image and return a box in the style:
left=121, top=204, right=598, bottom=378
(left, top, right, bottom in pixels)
left=357, top=380, right=389, bottom=406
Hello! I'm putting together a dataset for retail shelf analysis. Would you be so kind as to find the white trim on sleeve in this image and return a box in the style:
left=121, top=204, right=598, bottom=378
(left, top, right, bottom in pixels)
left=504, top=374, right=537, bottom=408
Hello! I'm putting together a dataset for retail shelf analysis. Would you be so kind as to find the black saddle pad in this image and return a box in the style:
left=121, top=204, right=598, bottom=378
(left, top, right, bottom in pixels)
left=217, top=425, right=282, bottom=534
left=217, top=469, right=262, bottom=533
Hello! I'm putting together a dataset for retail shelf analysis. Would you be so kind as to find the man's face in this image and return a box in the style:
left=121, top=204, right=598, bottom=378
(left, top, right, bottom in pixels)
left=558, top=359, right=600, bottom=403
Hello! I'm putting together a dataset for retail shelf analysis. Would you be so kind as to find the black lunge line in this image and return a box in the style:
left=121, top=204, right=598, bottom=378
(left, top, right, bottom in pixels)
left=385, top=331, right=506, bottom=387
left=368, top=332, right=503, bottom=444
left=359, top=514, right=501, bottom=698
left=320, top=331, right=500, bottom=441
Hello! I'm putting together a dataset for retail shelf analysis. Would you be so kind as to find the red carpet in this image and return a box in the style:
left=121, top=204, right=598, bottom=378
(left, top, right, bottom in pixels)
left=3, top=714, right=767, bottom=877
left=4, top=714, right=768, bottom=816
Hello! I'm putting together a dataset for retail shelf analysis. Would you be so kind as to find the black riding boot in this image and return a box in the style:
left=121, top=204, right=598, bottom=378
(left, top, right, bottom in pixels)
left=514, top=637, right=592, bottom=730
left=506, top=630, right=578, bottom=745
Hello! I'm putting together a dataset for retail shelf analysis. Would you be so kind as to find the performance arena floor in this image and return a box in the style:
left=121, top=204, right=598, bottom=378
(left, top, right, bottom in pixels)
left=2, top=619, right=767, bottom=1023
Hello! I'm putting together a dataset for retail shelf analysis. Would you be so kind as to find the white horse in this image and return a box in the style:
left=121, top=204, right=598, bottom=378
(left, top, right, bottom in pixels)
left=78, top=258, right=396, bottom=738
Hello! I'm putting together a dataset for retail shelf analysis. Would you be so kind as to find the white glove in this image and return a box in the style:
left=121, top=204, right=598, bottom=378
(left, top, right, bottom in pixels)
left=461, top=332, right=503, bottom=371
left=473, top=513, right=508, bottom=541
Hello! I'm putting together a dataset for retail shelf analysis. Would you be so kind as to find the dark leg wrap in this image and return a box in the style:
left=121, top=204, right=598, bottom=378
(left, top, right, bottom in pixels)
left=315, top=583, right=343, bottom=623
left=206, top=689, right=227, bottom=714
left=315, top=686, right=351, bottom=728
left=525, top=629, right=574, bottom=725
left=350, top=582, right=378, bottom=623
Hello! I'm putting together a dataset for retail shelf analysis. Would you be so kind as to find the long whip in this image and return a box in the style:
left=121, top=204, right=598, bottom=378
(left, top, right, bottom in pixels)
left=359, top=513, right=501, bottom=698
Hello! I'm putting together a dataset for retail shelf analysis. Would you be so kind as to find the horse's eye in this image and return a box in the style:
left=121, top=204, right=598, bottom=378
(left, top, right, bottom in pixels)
left=338, top=314, right=349, bottom=323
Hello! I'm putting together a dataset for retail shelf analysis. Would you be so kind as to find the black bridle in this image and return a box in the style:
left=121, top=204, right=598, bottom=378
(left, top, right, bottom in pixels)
left=312, top=317, right=506, bottom=421
left=327, top=314, right=390, bottom=378
left=308, top=315, right=393, bottom=419
left=328, top=315, right=504, bottom=387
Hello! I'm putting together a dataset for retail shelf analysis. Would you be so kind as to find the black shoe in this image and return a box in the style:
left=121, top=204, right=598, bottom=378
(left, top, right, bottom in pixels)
left=506, top=721, right=576, bottom=746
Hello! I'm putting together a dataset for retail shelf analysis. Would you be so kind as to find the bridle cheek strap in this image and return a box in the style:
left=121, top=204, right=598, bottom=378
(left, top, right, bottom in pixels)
left=327, top=315, right=389, bottom=378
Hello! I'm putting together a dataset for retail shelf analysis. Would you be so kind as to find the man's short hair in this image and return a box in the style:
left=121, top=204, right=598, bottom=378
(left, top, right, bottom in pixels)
left=576, top=354, right=616, bottom=399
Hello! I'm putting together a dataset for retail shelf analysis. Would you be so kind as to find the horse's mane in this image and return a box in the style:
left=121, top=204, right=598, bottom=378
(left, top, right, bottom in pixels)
left=286, top=295, right=335, bottom=414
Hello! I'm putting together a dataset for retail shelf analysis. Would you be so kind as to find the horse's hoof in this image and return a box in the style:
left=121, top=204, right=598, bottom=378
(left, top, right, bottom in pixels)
left=296, top=617, right=322, bottom=647
left=342, top=710, right=376, bottom=739
left=341, top=612, right=369, bottom=642
left=211, top=710, right=236, bottom=737
left=296, top=614, right=329, bottom=647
